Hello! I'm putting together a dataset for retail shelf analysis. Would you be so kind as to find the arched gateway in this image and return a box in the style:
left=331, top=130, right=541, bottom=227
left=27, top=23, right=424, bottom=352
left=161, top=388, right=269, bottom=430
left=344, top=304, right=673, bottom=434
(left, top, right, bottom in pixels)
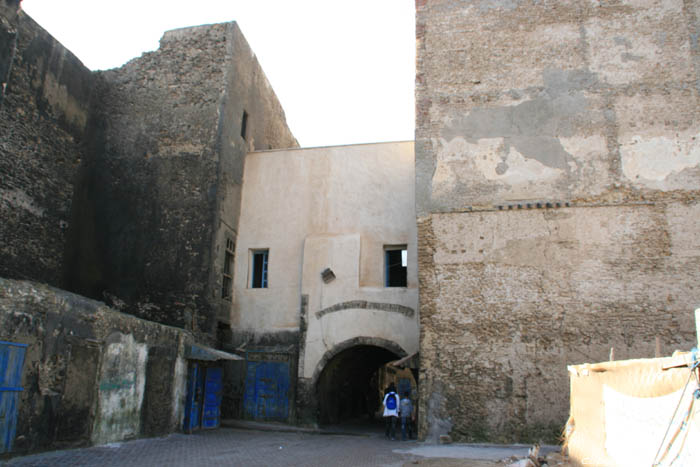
left=312, top=337, right=407, bottom=425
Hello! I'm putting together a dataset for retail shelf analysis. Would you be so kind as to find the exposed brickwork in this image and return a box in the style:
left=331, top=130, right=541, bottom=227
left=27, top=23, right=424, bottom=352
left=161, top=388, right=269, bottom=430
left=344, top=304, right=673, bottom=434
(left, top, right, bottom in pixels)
left=60, top=22, right=297, bottom=341
left=0, top=8, right=93, bottom=286
left=416, top=0, right=700, bottom=443
left=2, top=12, right=297, bottom=343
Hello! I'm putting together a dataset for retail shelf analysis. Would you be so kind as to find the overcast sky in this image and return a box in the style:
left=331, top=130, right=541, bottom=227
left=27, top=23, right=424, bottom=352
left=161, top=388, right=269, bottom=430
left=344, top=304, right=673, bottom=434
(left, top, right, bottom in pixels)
left=20, top=0, right=416, bottom=148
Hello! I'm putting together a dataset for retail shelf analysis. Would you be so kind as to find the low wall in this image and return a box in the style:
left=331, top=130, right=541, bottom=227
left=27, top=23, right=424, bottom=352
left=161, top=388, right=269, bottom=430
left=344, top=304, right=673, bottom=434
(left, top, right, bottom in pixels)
left=567, top=355, right=700, bottom=466
left=0, top=278, right=192, bottom=455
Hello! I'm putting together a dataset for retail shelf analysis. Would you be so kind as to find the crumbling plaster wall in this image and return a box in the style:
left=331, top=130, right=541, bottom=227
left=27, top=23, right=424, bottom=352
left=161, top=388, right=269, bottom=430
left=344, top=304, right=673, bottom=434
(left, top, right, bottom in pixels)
left=64, top=22, right=297, bottom=340
left=416, top=0, right=700, bottom=442
left=0, top=3, right=93, bottom=286
left=0, top=278, right=189, bottom=455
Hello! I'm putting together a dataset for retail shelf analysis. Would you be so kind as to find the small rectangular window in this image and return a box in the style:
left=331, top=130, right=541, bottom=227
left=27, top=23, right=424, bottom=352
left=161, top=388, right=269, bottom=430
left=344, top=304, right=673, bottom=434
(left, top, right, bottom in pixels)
left=221, top=238, right=235, bottom=300
left=241, top=110, right=248, bottom=140
left=251, top=249, right=268, bottom=288
left=385, top=246, right=407, bottom=287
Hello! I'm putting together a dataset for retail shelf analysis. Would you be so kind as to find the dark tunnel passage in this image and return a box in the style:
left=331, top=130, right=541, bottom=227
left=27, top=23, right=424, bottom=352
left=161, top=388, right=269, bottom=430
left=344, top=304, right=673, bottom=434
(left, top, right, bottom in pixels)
left=316, top=345, right=399, bottom=427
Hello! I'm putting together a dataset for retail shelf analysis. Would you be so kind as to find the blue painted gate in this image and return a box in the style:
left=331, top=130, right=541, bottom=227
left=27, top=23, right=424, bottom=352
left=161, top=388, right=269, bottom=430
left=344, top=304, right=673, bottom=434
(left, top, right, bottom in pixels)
left=1, top=341, right=27, bottom=454
left=183, top=363, right=204, bottom=433
left=184, top=364, right=223, bottom=432
left=201, top=367, right=223, bottom=429
left=243, top=354, right=290, bottom=421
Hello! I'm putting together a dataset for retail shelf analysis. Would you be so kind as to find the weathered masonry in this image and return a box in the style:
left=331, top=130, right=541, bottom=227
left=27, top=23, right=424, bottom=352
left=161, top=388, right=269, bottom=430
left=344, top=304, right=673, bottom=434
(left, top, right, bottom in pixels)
left=5, top=0, right=700, bottom=453
left=1, top=1, right=294, bottom=454
left=65, top=22, right=298, bottom=341
left=1, top=0, right=297, bottom=346
left=415, top=0, right=700, bottom=442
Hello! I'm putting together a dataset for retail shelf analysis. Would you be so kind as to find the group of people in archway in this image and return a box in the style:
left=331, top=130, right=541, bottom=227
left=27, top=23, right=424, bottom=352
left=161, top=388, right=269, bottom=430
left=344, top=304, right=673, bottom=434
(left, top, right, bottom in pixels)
left=382, top=383, right=414, bottom=441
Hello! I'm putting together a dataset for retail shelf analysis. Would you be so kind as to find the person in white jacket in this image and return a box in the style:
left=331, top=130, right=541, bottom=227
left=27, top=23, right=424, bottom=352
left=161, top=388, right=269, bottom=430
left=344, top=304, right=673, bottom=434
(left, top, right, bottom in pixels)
left=382, top=383, right=399, bottom=440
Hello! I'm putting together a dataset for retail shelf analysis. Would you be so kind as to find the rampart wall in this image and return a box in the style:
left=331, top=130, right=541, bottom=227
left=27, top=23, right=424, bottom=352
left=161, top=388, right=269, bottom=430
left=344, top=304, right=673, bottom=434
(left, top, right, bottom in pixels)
left=0, top=3, right=93, bottom=286
left=416, top=0, right=700, bottom=442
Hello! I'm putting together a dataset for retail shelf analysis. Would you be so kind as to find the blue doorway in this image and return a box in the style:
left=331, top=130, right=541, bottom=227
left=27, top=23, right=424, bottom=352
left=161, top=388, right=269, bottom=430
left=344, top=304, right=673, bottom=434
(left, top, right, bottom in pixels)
left=243, top=353, right=291, bottom=421
left=184, top=363, right=223, bottom=433
left=1, top=341, right=27, bottom=454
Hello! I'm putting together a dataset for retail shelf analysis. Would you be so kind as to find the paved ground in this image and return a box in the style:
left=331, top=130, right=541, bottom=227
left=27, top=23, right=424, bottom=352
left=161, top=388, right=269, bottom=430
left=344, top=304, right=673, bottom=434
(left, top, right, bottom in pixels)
left=2, top=424, right=566, bottom=467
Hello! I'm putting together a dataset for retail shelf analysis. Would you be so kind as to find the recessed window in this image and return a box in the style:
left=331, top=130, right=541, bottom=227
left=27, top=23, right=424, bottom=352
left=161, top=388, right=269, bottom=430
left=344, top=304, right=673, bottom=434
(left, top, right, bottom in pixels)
left=221, top=238, right=235, bottom=300
left=385, top=245, right=407, bottom=287
left=241, top=110, right=248, bottom=140
left=251, top=249, right=269, bottom=288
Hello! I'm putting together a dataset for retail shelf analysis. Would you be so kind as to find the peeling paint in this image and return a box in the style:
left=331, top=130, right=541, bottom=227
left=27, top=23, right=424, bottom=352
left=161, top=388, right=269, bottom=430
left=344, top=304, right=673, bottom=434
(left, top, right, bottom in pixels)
left=621, top=132, right=700, bottom=189
left=433, top=136, right=564, bottom=199
left=171, top=356, right=187, bottom=428
left=433, top=69, right=606, bottom=205
left=92, top=333, right=148, bottom=446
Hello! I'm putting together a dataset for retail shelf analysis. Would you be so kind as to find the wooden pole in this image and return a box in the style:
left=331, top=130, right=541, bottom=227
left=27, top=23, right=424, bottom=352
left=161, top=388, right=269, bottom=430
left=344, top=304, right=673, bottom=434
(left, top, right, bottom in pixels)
left=655, top=336, right=661, bottom=358
left=609, top=347, right=615, bottom=361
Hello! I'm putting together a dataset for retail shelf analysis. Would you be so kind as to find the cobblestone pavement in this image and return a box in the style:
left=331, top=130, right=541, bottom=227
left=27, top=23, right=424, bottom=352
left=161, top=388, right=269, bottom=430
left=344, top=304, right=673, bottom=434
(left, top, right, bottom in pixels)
left=2, top=427, right=560, bottom=467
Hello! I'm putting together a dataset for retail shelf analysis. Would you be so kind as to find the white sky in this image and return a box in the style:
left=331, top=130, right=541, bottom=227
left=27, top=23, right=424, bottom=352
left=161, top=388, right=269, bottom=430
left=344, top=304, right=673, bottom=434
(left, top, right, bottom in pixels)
left=20, top=0, right=416, bottom=148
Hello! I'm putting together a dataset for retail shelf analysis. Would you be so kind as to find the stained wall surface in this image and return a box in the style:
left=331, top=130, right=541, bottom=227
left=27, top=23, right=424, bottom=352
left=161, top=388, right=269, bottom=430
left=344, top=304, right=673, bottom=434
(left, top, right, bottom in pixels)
left=415, top=0, right=700, bottom=442
left=0, top=5, right=93, bottom=286
left=64, top=22, right=297, bottom=340
left=234, top=142, right=418, bottom=423
left=0, top=278, right=189, bottom=454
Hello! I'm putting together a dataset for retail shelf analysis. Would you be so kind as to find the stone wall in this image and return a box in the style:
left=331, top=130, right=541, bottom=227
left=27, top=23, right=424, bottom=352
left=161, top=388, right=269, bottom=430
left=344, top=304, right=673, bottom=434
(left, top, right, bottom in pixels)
left=0, top=4, right=93, bottom=286
left=63, top=22, right=297, bottom=340
left=0, top=278, right=190, bottom=455
left=416, top=0, right=700, bottom=442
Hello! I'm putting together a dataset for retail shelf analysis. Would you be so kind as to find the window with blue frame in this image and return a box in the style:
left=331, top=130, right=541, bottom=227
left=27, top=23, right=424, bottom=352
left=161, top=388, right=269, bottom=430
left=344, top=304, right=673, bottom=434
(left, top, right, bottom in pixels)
left=385, top=245, right=407, bottom=287
left=251, top=249, right=269, bottom=288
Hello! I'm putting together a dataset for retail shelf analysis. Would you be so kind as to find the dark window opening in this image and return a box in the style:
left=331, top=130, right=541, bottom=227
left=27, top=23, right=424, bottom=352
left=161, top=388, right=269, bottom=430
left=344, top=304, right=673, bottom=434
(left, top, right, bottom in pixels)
left=241, top=110, right=248, bottom=140
left=251, top=249, right=268, bottom=288
left=385, top=246, right=407, bottom=287
left=217, top=321, right=232, bottom=344
left=221, top=238, right=235, bottom=300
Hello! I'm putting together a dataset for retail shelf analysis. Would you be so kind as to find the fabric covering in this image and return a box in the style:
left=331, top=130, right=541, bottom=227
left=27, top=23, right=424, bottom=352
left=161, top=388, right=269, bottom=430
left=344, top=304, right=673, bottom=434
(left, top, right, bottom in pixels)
left=567, top=355, right=700, bottom=466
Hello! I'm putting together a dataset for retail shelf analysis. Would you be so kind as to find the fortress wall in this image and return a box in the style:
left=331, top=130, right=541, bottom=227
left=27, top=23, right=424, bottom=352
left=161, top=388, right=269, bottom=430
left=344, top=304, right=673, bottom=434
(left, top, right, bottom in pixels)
left=415, top=0, right=700, bottom=442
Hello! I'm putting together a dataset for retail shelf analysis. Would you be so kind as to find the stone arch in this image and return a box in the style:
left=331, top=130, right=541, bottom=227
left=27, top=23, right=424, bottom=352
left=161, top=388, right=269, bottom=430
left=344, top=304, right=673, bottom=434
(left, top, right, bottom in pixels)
left=310, top=336, right=408, bottom=387
left=311, top=336, right=408, bottom=425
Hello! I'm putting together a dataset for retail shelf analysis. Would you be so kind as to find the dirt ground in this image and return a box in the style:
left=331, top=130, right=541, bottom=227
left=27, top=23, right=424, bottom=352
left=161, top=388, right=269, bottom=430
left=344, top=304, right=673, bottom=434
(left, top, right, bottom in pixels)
left=402, top=451, right=575, bottom=467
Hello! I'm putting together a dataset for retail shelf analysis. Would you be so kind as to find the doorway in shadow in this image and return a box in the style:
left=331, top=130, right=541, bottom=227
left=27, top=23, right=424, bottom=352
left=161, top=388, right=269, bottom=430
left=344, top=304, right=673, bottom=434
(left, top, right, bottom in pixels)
left=316, top=345, right=399, bottom=431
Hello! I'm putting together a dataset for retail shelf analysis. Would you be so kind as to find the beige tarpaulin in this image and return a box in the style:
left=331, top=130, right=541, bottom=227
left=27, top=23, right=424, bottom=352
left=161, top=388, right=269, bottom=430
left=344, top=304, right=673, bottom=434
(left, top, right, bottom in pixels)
left=567, top=354, right=700, bottom=466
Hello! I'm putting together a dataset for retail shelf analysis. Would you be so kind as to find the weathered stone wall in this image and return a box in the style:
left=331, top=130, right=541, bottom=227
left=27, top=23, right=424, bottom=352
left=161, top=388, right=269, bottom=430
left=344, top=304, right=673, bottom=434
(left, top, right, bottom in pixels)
left=0, top=4, right=93, bottom=286
left=0, top=278, right=189, bottom=455
left=64, top=22, right=297, bottom=340
left=416, top=0, right=700, bottom=442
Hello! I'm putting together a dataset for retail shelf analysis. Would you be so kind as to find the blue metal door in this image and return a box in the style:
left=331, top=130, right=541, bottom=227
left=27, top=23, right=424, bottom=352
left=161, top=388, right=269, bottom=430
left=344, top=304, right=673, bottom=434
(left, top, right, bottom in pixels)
left=243, top=360, right=290, bottom=420
left=201, top=367, right=223, bottom=429
left=1, top=341, right=27, bottom=454
left=183, top=363, right=204, bottom=433
left=398, top=378, right=411, bottom=397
